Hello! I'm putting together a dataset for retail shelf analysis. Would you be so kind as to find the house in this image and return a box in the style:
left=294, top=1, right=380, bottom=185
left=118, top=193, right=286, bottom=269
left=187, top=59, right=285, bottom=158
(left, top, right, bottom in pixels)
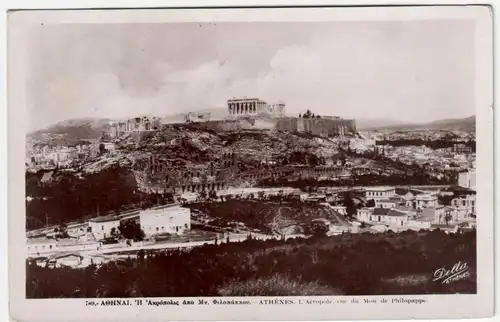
left=368, top=208, right=410, bottom=227
left=356, top=207, right=374, bottom=223
left=458, top=170, right=476, bottom=189
left=26, top=238, right=58, bottom=257
left=416, top=207, right=447, bottom=225
left=415, top=194, right=438, bottom=210
left=139, top=204, right=191, bottom=237
left=395, top=205, right=418, bottom=217
left=451, top=195, right=476, bottom=217
left=364, top=186, right=396, bottom=201
left=403, top=192, right=416, bottom=208
left=375, top=199, right=398, bottom=209
left=46, top=252, right=84, bottom=268
left=88, top=215, right=121, bottom=241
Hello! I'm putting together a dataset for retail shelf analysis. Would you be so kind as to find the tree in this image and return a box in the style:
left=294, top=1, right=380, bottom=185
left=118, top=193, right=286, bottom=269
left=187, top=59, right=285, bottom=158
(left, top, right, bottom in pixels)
left=298, top=113, right=302, bottom=118
left=258, top=191, right=265, bottom=200
left=110, top=227, right=119, bottom=239
left=366, top=199, right=375, bottom=207
left=343, top=193, right=357, bottom=217
left=119, top=220, right=145, bottom=241
left=444, top=213, right=453, bottom=225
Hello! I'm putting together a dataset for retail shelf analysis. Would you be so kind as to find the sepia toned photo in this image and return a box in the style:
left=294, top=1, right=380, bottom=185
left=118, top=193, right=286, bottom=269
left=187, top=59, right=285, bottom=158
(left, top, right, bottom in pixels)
left=8, top=5, right=494, bottom=321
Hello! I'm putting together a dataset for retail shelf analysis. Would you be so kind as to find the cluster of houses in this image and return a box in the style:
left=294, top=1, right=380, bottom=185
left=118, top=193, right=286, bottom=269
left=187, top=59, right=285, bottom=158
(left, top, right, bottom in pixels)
left=356, top=186, right=476, bottom=232
left=26, top=204, right=192, bottom=261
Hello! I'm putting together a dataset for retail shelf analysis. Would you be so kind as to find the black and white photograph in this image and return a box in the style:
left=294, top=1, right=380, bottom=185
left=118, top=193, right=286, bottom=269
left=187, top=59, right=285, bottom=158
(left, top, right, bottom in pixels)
left=7, top=5, right=494, bottom=321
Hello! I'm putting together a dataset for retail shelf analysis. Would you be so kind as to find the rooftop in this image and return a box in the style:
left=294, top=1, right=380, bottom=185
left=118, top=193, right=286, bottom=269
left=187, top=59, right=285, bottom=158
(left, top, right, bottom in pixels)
left=364, top=186, right=395, bottom=192
left=89, top=215, right=120, bottom=223
left=26, top=238, right=57, bottom=245
left=386, top=209, right=409, bottom=217
left=48, top=252, right=84, bottom=260
left=378, top=199, right=397, bottom=203
left=372, top=208, right=391, bottom=216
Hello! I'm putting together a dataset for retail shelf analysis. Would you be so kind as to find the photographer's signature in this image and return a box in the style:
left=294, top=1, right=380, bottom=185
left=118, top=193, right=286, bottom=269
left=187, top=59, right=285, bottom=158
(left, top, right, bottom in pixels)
left=433, top=261, right=470, bottom=284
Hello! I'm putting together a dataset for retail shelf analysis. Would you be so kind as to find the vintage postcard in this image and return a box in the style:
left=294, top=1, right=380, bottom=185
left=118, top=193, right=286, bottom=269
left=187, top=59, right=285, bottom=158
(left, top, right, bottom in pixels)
left=7, top=5, right=494, bottom=321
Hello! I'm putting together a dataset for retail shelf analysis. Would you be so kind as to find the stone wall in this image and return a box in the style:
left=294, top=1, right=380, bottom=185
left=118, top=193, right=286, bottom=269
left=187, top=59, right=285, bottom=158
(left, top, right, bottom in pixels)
left=277, top=117, right=356, bottom=136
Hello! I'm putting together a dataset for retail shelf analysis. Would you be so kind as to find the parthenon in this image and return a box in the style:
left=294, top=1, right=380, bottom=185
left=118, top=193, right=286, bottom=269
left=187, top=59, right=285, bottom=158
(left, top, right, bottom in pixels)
left=227, top=97, right=285, bottom=117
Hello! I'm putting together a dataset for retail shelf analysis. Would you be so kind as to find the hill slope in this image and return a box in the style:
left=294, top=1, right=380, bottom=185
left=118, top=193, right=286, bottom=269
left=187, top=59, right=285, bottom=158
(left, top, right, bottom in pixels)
left=28, top=118, right=112, bottom=146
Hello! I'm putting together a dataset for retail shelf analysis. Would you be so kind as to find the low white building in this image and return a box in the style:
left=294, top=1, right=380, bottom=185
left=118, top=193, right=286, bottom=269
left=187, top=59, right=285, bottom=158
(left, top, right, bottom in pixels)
left=375, top=199, right=399, bottom=209
left=140, top=204, right=191, bottom=237
left=46, top=252, right=84, bottom=268
left=415, top=194, right=438, bottom=210
left=364, top=186, right=396, bottom=201
left=367, top=208, right=410, bottom=227
left=356, top=207, right=374, bottom=222
left=458, top=170, right=476, bottom=190
left=26, top=238, right=58, bottom=257
left=88, top=215, right=121, bottom=241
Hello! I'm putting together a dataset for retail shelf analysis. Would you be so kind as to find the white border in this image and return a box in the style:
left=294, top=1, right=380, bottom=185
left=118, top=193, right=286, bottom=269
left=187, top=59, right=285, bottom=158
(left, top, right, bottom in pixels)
left=5, top=4, right=494, bottom=322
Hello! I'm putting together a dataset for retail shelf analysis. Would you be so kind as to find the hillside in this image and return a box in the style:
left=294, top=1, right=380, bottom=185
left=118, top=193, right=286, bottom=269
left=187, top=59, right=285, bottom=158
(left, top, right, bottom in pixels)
left=363, top=116, right=475, bottom=132
left=187, top=200, right=344, bottom=234
left=27, top=118, right=112, bottom=146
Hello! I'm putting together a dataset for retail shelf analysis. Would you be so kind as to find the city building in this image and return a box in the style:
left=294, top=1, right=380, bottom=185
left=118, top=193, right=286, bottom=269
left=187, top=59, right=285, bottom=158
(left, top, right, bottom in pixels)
left=450, top=195, right=476, bottom=220
left=356, top=207, right=374, bottom=222
left=458, top=170, right=476, bottom=189
left=26, top=238, right=58, bottom=257
left=88, top=215, right=120, bottom=240
left=139, top=204, right=191, bottom=237
left=365, top=208, right=410, bottom=227
left=364, top=186, right=396, bottom=201
left=415, top=194, right=439, bottom=210
left=453, top=143, right=472, bottom=154
left=375, top=199, right=399, bottom=209
left=46, top=252, right=84, bottom=269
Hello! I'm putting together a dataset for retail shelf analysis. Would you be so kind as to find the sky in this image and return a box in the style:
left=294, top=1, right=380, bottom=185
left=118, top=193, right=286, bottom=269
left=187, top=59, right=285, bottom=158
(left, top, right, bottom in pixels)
left=26, top=20, right=476, bottom=131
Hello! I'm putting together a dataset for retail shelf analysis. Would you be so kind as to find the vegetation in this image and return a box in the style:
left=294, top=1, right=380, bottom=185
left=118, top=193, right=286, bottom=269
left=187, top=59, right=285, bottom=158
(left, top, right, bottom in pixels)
left=118, top=220, right=145, bottom=241
left=187, top=200, right=336, bottom=234
left=26, top=165, right=173, bottom=230
left=26, top=230, right=476, bottom=298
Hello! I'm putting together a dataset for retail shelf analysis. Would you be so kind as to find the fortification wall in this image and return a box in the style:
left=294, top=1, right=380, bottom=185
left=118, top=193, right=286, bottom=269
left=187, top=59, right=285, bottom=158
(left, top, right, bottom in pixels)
left=277, top=117, right=356, bottom=136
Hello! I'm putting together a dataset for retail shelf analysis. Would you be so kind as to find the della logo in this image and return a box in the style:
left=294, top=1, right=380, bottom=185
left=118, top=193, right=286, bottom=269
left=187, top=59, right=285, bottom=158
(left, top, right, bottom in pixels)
left=433, top=261, right=470, bottom=284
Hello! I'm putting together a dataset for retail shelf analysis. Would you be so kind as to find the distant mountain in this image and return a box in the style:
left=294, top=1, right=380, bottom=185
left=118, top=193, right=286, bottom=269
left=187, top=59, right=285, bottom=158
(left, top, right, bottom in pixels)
left=355, top=118, right=414, bottom=130
left=28, top=118, right=112, bottom=146
left=360, top=116, right=476, bottom=132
